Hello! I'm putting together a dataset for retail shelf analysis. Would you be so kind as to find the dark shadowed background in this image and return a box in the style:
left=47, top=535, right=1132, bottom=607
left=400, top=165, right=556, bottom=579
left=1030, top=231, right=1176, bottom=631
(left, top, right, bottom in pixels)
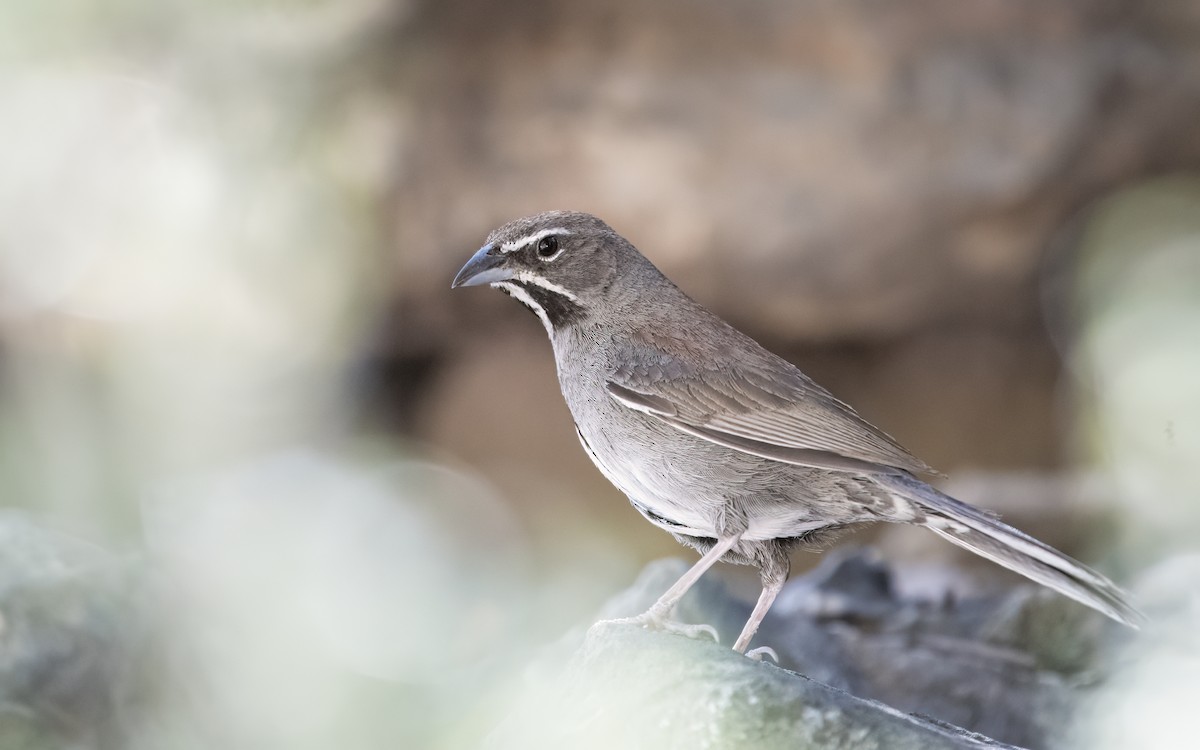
left=0, top=1, right=1197, bottom=748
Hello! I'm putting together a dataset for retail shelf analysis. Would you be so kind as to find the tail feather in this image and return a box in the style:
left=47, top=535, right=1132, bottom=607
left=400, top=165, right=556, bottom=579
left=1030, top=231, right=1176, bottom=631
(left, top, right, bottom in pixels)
left=876, top=473, right=1145, bottom=628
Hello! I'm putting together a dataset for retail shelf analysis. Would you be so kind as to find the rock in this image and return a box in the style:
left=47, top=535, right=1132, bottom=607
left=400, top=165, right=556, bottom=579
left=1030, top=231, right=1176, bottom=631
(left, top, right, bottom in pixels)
left=0, top=513, right=1176, bottom=750
left=390, top=0, right=1200, bottom=344
left=0, top=513, right=155, bottom=750
left=496, top=549, right=1133, bottom=749
left=490, top=624, right=1018, bottom=750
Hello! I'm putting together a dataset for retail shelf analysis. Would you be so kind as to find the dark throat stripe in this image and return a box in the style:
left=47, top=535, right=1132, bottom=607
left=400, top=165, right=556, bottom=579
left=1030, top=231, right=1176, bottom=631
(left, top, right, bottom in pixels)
left=514, top=280, right=586, bottom=328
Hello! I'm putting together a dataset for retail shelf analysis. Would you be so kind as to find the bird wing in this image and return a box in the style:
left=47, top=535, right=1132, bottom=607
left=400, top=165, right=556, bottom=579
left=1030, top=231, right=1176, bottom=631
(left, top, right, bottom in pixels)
left=605, top=350, right=933, bottom=476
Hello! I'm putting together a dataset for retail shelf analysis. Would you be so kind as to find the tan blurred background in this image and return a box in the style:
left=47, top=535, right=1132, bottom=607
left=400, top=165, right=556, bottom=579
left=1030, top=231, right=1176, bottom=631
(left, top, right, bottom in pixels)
left=1, top=1, right=1198, bottom=748
left=376, top=0, right=1200, bottom=593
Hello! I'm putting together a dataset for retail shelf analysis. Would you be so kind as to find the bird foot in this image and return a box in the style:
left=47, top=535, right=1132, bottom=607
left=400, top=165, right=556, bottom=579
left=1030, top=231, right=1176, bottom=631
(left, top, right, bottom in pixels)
left=745, top=646, right=779, bottom=663
left=597, top=609, right=720, bottom=643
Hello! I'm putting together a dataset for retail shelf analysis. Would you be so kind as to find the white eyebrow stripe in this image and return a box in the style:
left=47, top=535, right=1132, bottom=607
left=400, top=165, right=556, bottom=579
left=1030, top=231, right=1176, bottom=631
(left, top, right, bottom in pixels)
left=491, top=281, right=553, bottom=336
left=499, top=227, right=573, bottom=254
left=512, top=271, right=579, bottom=302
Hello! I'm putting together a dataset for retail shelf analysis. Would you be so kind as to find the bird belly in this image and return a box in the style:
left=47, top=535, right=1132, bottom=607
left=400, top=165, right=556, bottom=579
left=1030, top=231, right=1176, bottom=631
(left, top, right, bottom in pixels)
left=572, top=416, right=880, bottom=543
left=573, top=424, right=717, bottom=537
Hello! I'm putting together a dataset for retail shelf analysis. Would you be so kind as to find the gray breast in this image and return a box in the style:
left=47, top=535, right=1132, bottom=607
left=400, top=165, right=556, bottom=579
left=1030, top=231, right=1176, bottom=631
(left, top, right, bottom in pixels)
left=568, top=382, right=885, bottom=543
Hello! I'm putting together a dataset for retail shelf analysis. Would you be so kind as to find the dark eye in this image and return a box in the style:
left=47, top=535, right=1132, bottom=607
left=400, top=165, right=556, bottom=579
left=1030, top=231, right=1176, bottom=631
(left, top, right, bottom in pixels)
left=536, top=235, right=559, bottom=258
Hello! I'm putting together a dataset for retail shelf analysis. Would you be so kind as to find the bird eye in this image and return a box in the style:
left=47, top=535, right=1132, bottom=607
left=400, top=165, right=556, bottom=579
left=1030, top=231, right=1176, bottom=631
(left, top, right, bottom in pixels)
left=536, top=236, right=559, bottom=258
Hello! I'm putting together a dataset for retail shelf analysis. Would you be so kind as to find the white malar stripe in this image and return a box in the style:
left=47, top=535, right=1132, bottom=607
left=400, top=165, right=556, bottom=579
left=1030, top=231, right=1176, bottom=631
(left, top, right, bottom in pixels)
left=492, top=281, right=553, bottom=336
left=499, top=227, right=572, bottom=254
left=512, top=270, right=579, bottom=301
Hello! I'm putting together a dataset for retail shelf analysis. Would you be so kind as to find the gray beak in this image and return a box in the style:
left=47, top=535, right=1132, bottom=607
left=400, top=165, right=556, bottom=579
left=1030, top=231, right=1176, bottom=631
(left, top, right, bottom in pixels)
left=451, top=244, right=513, bottom=288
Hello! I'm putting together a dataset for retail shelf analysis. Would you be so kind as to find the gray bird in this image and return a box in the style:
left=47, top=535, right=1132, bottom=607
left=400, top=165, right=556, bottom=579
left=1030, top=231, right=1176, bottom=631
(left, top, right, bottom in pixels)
left=452, top=210, right=1143, bottom=654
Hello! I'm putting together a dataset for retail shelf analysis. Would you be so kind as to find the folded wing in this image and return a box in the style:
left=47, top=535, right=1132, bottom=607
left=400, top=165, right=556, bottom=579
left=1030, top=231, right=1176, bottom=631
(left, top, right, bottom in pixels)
left=606, top=352, right=932, bottom=476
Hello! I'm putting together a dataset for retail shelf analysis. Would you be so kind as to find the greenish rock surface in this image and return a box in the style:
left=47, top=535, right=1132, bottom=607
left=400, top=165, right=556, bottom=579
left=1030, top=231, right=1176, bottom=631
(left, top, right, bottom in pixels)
left=489, top=550, right=1139, bottom=749
left=490, top=623, right=1017, bottom=750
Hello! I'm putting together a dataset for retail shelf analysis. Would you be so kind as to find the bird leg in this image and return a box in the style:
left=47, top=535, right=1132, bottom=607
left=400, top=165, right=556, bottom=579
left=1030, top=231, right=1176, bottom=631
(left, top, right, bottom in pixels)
left=600, top=533, right=742, bottom=643
left=732, top=556, right=789, bottom=654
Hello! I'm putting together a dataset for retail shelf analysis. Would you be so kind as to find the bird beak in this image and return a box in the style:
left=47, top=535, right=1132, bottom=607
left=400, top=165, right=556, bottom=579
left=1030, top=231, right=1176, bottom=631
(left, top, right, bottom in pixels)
left=451, top=244, right=513, bottom=289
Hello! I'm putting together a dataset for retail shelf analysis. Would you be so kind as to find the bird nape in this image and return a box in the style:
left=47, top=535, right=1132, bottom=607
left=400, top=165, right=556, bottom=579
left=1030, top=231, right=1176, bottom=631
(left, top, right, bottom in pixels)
left=452, top=210, right=1145, bottom=655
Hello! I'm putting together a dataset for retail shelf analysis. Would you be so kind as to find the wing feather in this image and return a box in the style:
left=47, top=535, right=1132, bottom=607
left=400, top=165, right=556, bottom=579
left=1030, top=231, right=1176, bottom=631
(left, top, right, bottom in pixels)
left=606, top=349, right=932, bottom=475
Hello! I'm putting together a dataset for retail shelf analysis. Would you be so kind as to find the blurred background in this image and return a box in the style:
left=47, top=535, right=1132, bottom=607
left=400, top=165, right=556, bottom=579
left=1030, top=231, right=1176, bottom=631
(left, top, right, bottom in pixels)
left=0, top=0, right=1197, bottom=748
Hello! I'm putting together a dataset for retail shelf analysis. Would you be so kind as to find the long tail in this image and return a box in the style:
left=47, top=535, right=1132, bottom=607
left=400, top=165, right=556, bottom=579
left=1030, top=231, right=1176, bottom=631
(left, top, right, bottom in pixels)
left=874, top=472, right=1145, bottom=627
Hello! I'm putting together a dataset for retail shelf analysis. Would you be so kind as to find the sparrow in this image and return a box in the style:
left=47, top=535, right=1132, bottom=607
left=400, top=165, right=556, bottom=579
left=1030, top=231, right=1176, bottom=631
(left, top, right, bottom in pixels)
left=452, top=211, right=1142, bottom=654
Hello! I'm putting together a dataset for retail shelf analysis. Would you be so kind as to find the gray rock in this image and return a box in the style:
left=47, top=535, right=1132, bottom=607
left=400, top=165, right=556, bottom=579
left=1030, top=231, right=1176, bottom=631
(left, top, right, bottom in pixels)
left=0, top=514, right=155, bottom=750
left=390, top=0, right=1200, bottom=344
left=0, top=514, right=1162, bottom=750
left=496, top=549, right=1129, bottom=749
left=490, top=623, right=1018, bottom=750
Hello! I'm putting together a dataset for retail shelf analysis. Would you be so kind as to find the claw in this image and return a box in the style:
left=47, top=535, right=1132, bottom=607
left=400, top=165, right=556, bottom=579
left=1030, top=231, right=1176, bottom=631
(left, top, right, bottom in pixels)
left=597, top=610, right=720, bottom=643
left=746, top=646, right=779, bottom=663
left=674, top=621, right=720, bottom=642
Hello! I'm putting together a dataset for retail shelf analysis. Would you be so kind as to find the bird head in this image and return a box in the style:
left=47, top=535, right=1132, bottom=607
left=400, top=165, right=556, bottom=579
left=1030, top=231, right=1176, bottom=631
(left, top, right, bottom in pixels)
left=451, top=211, right=636, bottom=333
